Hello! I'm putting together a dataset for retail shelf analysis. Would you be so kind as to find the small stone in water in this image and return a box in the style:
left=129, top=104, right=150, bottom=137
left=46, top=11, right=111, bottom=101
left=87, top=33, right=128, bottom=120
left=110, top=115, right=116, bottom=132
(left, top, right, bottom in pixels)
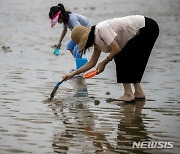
left=94, top=100, right=100, bottom=105
left=106, top=98, right=114, bottom=102
left=106, top=91, right=110, bottom=95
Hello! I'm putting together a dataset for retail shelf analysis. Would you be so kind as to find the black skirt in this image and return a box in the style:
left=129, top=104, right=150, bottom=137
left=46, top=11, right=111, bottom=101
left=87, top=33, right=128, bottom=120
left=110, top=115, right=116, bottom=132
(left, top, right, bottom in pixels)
left=114, top=17, right=159, bottom=83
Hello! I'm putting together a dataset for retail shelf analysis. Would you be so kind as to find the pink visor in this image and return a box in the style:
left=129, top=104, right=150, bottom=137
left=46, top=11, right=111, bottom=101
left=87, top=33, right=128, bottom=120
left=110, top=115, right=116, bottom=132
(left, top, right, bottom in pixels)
left=50, top=11, right=61, bottom=28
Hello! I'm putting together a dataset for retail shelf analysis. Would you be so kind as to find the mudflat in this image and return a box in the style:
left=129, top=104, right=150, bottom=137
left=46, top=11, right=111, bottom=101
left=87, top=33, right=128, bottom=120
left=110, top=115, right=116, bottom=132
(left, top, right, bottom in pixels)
left=0, top=0, right=179, bottom=153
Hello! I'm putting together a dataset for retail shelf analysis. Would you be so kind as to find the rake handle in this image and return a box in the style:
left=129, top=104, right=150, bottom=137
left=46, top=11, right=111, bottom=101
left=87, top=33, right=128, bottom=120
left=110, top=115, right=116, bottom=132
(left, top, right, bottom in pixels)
left=49, top=78, right=66, bottom=100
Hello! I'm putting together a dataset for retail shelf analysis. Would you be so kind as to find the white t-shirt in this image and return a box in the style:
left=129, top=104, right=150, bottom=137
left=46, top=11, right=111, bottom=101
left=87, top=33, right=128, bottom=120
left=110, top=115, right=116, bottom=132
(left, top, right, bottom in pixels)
left=94, top=15, right=145, bottom=53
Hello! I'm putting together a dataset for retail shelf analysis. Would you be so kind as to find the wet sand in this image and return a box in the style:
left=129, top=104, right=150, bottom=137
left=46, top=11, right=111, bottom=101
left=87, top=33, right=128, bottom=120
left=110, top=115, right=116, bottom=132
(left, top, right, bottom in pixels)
left=0, top=0, right=180, bottom=153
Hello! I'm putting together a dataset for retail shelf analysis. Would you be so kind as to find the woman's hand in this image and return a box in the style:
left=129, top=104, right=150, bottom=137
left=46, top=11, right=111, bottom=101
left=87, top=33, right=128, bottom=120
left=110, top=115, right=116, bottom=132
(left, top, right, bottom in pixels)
left=96, top=61, right=106, bottom=74
left=56, top=43, right=61, bottom=48
left=62, top=72, right=75, bottom=81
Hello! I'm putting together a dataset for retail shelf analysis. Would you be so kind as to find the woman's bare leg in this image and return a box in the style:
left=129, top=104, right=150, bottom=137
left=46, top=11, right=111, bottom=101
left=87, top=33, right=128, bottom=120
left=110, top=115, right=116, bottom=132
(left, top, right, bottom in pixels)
left=133, top=83, right=145, bottom=98
left=69, top=50, right=73, bottom=55
left=117, top=83, right=135, bottom=101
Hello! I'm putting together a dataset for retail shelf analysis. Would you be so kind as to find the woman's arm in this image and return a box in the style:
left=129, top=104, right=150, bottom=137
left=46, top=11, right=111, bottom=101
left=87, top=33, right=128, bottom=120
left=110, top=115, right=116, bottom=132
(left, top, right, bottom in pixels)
left=62, top=45, right=101, bottom=81
left=57, top=28, right=67, bottom=47
left=107, top=39, right=121, bottom=60
left=96, top=39, right=121, bottom=74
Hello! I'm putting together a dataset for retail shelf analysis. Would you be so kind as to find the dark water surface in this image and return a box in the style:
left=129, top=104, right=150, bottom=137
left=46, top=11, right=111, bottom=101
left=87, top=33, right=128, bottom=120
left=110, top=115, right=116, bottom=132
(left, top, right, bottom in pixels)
left=0, top=0, right=179, bottom=153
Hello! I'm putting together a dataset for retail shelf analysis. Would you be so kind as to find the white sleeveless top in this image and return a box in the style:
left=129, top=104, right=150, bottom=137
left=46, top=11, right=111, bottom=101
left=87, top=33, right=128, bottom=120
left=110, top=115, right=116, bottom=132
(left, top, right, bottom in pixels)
left=94, top=15, right=145, bottom=52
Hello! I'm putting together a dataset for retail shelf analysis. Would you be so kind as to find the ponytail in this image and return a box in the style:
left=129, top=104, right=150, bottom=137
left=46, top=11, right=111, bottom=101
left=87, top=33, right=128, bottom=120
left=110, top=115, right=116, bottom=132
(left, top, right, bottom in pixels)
left=57, top=3, right=71, bottom=24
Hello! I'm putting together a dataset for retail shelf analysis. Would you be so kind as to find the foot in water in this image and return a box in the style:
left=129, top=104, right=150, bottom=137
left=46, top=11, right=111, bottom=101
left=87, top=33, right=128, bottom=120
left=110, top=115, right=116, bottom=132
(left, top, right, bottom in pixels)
left=113, top=94, right=135, bottom=103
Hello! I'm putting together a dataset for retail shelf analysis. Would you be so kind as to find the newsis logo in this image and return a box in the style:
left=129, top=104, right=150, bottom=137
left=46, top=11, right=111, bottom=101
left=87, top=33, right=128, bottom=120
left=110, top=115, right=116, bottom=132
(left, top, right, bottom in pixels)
left=132, top=141, right=174, bottom=149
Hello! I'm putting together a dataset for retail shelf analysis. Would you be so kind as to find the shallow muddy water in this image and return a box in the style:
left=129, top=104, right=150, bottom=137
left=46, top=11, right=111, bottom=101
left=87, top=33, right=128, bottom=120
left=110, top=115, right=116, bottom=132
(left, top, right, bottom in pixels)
left=0, top=0, right=180, bottom=153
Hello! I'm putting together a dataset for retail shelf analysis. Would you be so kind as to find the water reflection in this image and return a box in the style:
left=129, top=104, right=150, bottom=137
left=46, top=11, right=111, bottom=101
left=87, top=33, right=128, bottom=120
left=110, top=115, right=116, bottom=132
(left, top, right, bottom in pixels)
left=72, top=76, right=88, bottom=98
left=51, top=101, right=116, bottom=153
left=50, top=77, right=116, bottom=153
left=48, top=80, right=152, bottom=153
left=50, top=77, right=91, bottom=153
left=116, top=100, right=151, bottom=153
